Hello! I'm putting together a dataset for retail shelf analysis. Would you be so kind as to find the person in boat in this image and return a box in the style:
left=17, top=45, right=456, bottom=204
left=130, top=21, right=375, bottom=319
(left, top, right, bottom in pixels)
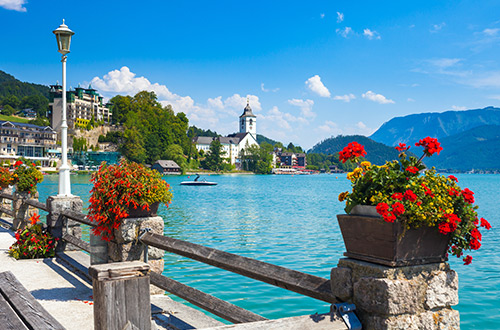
left=194, top=174, right=200, bottom=182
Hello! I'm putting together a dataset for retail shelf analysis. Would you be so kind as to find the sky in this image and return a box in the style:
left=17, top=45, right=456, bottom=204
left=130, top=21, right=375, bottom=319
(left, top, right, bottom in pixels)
left=2, top=0, right=500, bottom=149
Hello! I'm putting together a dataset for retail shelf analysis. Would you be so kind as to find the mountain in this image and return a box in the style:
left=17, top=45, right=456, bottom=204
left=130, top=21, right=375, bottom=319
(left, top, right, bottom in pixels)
left=257, top=134, right=279, bottom=146
left=370, top=107, right=500, bottom=146
left=0, top=70, right=50, bottom=99
left=424, top=125, right=500, bottom=171
left=309, top=135, right=400, bottom=165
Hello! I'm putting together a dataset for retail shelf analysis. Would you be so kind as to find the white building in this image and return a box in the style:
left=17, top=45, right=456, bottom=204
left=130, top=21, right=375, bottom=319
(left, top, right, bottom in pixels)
left=195, top=100, right=258, bottom=165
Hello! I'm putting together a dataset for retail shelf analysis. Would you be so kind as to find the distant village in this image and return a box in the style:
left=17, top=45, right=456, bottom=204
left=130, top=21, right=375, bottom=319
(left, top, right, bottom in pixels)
left=0, top=85, right=322, bottom=174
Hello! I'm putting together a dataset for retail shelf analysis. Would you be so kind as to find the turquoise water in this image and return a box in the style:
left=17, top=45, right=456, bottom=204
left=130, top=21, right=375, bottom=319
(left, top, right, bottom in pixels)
left=37, top=173, right=499, bottom=329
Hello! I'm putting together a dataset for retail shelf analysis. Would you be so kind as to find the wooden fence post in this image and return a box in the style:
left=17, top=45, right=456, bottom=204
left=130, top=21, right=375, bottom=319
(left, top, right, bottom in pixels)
left=90, top=231, right=108, bottom=265
left=89, top=261, right=151, bottom=330
left=12, top=191, right=38, bottom=230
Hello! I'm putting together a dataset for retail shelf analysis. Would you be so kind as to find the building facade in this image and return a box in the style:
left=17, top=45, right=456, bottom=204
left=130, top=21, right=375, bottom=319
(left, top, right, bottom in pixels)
left=194, top=100, right=258, bottom=165
left=0, top=121, right=57, bottom=166
left=49, top=84, right=112, bottom=132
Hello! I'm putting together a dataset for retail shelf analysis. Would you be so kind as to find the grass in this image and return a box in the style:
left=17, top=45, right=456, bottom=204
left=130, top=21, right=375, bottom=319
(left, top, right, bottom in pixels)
left=0, top=114, right=32, bottom=124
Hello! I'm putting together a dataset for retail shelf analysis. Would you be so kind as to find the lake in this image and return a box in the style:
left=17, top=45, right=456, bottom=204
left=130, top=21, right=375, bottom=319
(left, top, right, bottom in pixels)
left=37, top=173, right=499, bottom=329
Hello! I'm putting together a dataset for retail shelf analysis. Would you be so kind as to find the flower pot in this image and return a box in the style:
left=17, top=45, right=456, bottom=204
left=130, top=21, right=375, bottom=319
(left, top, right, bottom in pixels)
left=337, top=211, right=450, bottom=267
left=127, top=202, right=160, bottom=218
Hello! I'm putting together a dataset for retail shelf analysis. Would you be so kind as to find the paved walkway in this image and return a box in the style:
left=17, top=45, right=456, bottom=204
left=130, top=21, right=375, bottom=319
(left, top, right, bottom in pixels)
left=0, top=226, right=94, bottom=329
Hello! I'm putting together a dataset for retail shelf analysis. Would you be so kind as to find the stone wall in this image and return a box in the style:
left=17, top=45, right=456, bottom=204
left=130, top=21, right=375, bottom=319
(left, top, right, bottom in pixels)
left=108, top=216, right=164, bottom=294
left=331, top=258, right=460, bottom=330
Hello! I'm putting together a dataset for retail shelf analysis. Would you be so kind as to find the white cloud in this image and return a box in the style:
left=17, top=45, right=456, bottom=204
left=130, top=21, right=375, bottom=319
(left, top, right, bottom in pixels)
left=451, top=105, right=467, bottom=111
left=320, top=13, right=325, bottom=19
left=483, top=28, right=500, bottom=36
left=288, top=99, right=315, bottom=118
left=407, top=98, right=415, bottom=102
left=428, top=58, right=462, bottom=69
left=305, top=75, right=331, bottom=97
left=363, top=28, right=381, bottom=40
left=261, top=83, right=279, bottom=93
left=430, top=22, right=446, bottom=33
left=333, top=94, right=356, bottom=102
left=318, top=120, right=374, bottom=137
left=336, top=12, right=344, bottom=23
left=362, top=91, right=395, bottom=104
left=0, top=0, right=27, bottom=12
left=90, top=66, right=261, bottom=132
left=259, top=106, right=308, bottom=132
left=336, top=27, right=353, bottom=38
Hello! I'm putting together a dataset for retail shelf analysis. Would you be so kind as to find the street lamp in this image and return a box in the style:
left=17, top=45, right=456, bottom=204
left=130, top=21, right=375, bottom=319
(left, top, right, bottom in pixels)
left=53, top=19, right=75, bottom=196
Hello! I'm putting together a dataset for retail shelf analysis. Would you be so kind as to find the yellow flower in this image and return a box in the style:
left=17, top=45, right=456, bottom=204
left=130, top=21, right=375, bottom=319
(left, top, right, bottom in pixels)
left=360, top=161, right=371, bottom=168
left=338, top=191, right=349, bottom=202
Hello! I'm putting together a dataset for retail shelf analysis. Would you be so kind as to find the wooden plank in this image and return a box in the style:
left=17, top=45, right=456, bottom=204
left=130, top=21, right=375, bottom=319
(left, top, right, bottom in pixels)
left=200, top=313, right=347, bottom=330
left=0, top=292, right=29, bottom=330
left=0, top=207, right=14, bottom=217
left=141, top=233, right=337, bottom=304
left=24, top=199, right=48, bottom=212
left=0, top=271, right=65, bottom=330
left=150, top=272, right=267, bottom=324
left=60, top=210, right=96, bottom=227
left=62, top=233, right=91, bottom=252
left=0, top=192, right=14, bottom=200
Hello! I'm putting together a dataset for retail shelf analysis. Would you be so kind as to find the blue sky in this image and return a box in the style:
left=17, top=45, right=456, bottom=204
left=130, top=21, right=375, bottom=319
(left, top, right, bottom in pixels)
left=2, top=1, right=500, bottom=149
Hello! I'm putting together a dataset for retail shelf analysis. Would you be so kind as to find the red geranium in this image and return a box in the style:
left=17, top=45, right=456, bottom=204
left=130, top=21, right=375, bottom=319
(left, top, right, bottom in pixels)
left=448, top=175, right=458, bottom=182
left=463, top=255, right=473, bottom=265
left=338, top=141, right=367, bottom=163
left=415, top=137, right=443, bottom=156
left=395, top=143, right=410, bottom=152
left=480, top=218, right=491, bottom=230
left=392, top=202, right=405, bottom=216
left=461, top=188, right=474, bottom=204
left=406, top=166, right=419, bottom=174
left=403, top=189, right=418, bottom=202
left=391, top=192, right=403, bottom=200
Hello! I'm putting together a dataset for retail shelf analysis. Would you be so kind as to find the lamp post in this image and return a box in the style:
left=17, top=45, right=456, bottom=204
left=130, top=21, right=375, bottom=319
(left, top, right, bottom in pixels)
left=53, top=20, right=75, bottom=196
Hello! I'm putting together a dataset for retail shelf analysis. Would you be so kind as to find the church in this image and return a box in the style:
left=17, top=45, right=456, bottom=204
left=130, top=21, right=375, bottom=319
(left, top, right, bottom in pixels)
left=194, top=100, right=259, bottom=166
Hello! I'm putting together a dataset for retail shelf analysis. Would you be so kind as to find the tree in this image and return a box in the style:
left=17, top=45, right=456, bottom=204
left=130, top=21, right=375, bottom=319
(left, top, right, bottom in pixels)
left=164, top=144, right=187, bottom=172
left=120, top=127, right=146, bottom=163
left=30, top=117, right=50, bottom=127
left=1, top=95, right=20, bottom=109
left=1, top=104, right=15, bottom=116
left=203, top=138, right=225, bottom=172
left=109, top=95, right=132, bottom=124
left=20, top=95, right=49, bottom=117
left=240, top=142, right=272, bottom=174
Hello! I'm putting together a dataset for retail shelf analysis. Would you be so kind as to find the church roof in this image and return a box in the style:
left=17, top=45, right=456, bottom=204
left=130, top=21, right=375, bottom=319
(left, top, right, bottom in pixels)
left=240, top=100, right=256, bottom=118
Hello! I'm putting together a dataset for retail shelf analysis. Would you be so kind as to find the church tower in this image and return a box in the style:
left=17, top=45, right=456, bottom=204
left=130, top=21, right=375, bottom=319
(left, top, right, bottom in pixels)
left=239, top=98, right=257, bottom=137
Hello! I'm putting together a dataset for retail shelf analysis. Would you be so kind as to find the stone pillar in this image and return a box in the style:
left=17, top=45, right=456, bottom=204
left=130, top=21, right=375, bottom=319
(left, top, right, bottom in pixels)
left=108, top=216, right=164, bottom=294
left=0, top=186, right=13, bottom=218
left=47, top=195, right=83, bottom=251
left=90, top=261, right=151, bottom=330
left=330, top=258, right=459, bottom=330
left=12, top=191, right=39, bottom=230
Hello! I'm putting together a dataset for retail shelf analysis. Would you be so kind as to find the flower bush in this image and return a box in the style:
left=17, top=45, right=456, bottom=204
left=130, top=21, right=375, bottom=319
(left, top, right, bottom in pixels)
left=88, top=159, right=173, bottom=241
left=11, top=159, right=43, bottom=195
left=0, top=167, right=12, bottom=188
left=9, top=213, right=57, bottom=259
left=338, top=137, right=491, bottom=265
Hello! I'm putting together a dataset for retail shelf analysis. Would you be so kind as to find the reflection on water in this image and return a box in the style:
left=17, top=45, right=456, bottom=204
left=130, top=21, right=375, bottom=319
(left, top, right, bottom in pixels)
left=37, top=173, right=500, bottom=328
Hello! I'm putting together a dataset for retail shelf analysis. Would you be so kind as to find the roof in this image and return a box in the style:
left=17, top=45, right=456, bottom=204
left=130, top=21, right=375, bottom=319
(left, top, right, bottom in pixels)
left=153, top=160, right=180, bottom=169
left=0, top=120, right=56, bottom=133
left=194, top=136, right=214, bottom=145
left=240, top=101, right=256, bottom=118
left=194, top=136, right=241, bottom=145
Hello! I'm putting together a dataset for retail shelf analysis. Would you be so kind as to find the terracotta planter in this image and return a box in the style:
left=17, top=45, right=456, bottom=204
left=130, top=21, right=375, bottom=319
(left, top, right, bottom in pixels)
left=127, top=202, right=160, bottom=218
left=337, top=208, right=450, bottom=267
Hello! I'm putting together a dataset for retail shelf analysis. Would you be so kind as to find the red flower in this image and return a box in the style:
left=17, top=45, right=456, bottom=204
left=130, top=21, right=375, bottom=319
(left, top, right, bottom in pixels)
left=376, top=202, right=390, bottom=216
left=403, top=189, right=418, bottom=202
left=448, top=187, right=459, bottom=196
left=463, top=255, right=473, bottom=265
left=383, top=212, right=396, bottom=223
left=391, top=192, right=403, bottom=200
left=471, top=227, right=482, bottom=241
left=470, top=238, right=481, bottom=250
left=405, top=166, right=419, bottom=174
left=14, top=160, right=23, bottom=167
left=395, top=143, right=410, bottom=152
left=448, top=175, right=458, bottom=182
left=461, top=188, right=474, bottom=204
left=415, top=137, right=443, bottom=156
left=392, top=202, right=405, bottom=216
left=339, top=142, right=367, bottom=163
left=480, top=218, right=491, bottom=230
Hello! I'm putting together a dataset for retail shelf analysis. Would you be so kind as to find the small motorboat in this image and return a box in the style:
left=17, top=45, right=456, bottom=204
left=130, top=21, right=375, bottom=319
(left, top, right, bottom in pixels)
left=180, top=174, right=217, bottom=186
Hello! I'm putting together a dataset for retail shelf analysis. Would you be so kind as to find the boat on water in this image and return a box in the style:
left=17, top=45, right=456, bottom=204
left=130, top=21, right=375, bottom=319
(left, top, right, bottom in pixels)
left=180, top=174, right=217, bottom=186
